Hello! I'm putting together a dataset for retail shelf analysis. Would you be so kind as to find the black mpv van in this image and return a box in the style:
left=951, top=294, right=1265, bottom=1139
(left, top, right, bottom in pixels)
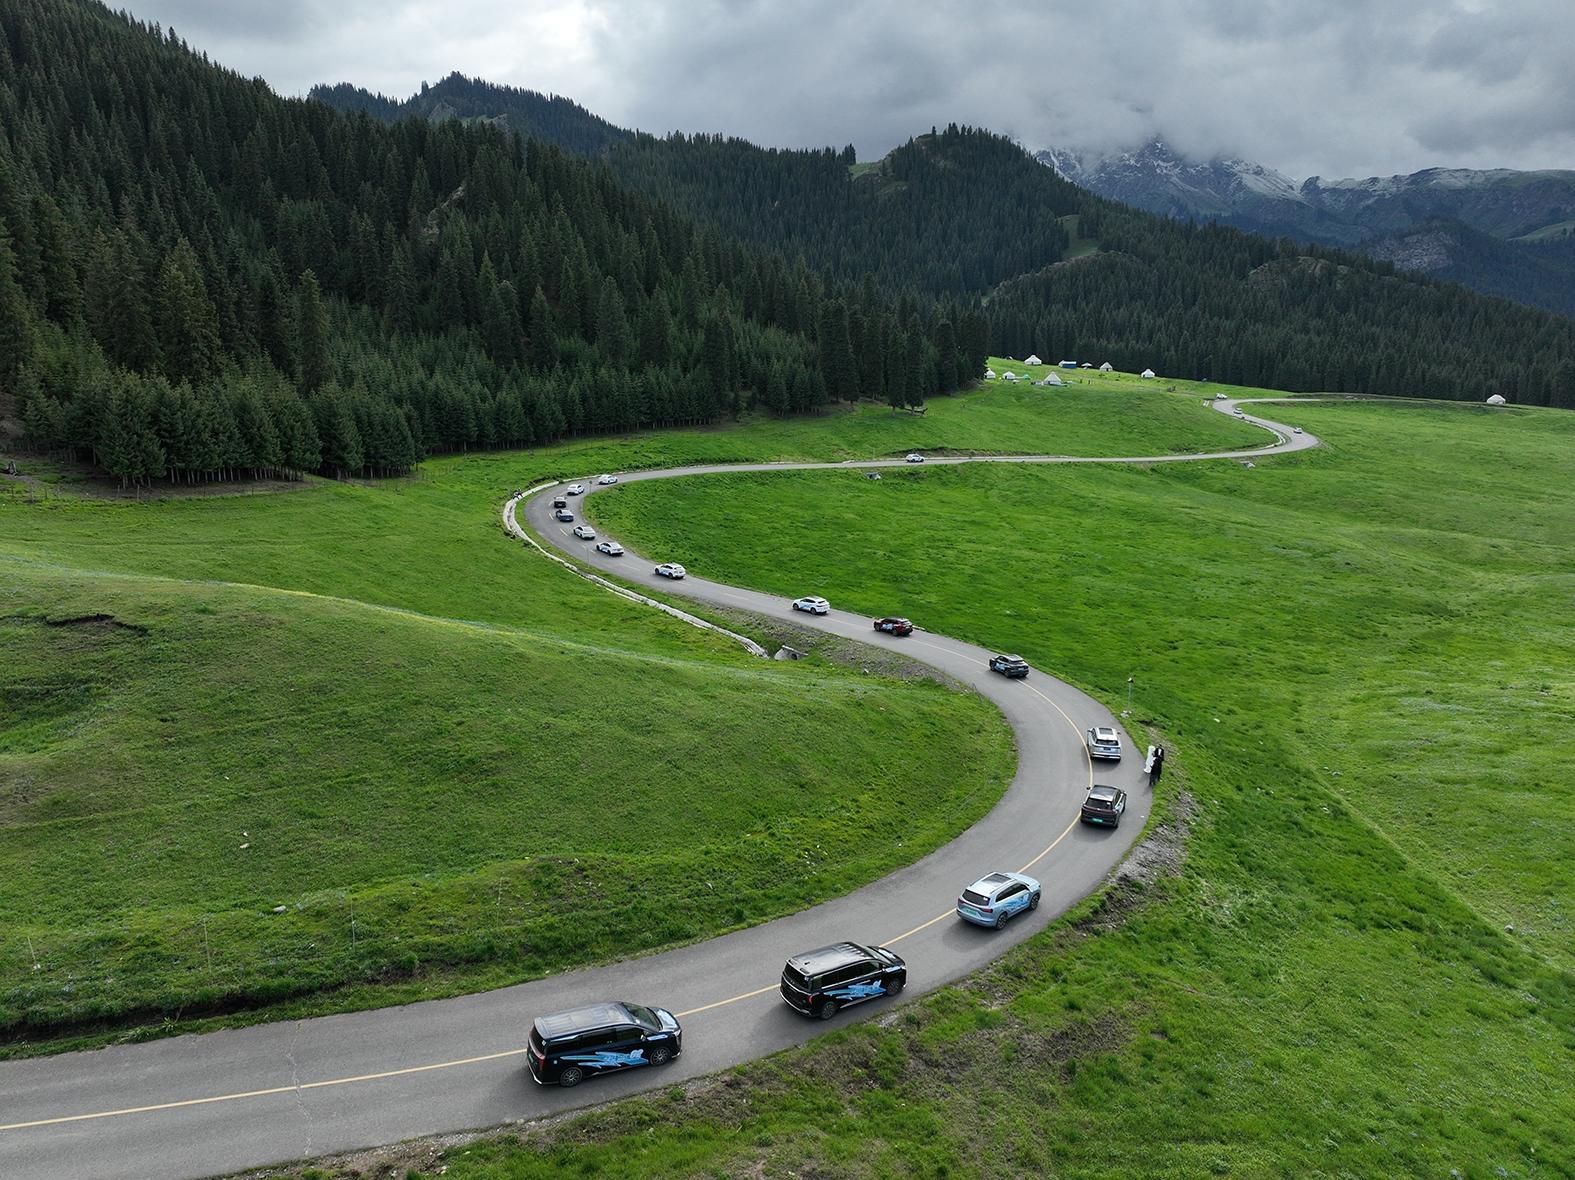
left=527, top=1001, right=682, bottom=1087
left=780, top=942, right=906, bottom=1019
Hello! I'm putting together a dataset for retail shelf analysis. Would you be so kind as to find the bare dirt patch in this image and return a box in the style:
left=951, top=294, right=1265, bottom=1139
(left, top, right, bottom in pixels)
left=41, top=613, right=148, bottom=634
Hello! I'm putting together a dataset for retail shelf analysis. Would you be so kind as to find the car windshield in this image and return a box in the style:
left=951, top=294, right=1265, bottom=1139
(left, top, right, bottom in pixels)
left=1086, top=796, right=1114, bottom=809
left=623, top=1003, right=660, bottom=1030
left=961, top=889, right=991, bottom=906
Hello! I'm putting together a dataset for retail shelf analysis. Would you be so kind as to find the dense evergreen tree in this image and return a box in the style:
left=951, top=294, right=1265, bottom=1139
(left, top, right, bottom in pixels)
left=4, top=0, right=1567, bottom=495
left=294, top=271, right=331, bottom=395
left=0, top=222, right=32, bottom=377
left=0, top=0, right=980, bottom=483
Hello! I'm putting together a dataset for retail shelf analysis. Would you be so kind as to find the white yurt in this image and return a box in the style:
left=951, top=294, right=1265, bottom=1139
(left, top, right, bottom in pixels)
left=984, top=368, right=997, bottom=379
left=1485, top=393, right=1507, bottom=405
left=1041, top=371, right=1065, bottom=386
left=1099, top=361, right=1114, bottom=372
left=1141, top=368, right=1157, bottom=379
left=1024, top=354, right=1042, bottom=366
left=1003, top=371, right=1019, bottom=382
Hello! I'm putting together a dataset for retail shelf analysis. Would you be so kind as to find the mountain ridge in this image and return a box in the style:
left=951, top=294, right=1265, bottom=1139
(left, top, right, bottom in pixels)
left=294, top=71, right=1575, bottom=404
left=1036, top=140, right=1575, bottom=314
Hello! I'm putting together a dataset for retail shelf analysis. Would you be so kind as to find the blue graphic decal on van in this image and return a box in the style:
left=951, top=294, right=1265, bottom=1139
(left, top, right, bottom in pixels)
left=827, top=982, right=886, bottom=1000
left=563, top=1049, right=648, bottom=1068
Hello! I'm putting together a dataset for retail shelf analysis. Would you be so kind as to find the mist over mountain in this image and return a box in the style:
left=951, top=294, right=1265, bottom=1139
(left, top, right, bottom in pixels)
left=1038, top=141, right=1575, bottom=315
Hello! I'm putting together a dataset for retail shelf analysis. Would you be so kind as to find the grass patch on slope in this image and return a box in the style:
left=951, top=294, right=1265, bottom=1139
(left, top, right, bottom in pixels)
left=0, top=374, right=1292, bottom=1053
left=465, top=397, right=1575, bottom=1178
left=0, top=563, right=1010, bottom=1050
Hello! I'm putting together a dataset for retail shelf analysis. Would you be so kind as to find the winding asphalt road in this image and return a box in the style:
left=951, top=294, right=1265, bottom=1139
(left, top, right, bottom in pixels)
left=0, top=399, right=1316, bottom=1179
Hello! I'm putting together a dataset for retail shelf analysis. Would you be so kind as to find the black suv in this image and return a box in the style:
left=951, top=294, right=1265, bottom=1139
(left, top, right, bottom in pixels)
left=780, top=942, right=906, bottom=1019
left=989, top=654, right=1030, bottom=678
left=526, top=1001, right=682, bottom=1087
left=1080, top=785, right=1128, bottom=828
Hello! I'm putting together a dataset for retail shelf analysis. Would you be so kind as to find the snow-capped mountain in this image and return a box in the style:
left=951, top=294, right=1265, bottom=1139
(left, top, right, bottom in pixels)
left=1036, top=140, right=1575, bottom=248
left=1036, top=141, right=1575, bottom=315
left=1037, top=140, right=1328, bottom=236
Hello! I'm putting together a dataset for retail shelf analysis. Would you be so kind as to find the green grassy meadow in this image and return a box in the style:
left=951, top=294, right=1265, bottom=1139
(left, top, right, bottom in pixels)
left=0, top=374, right=1230, bottom=1049
left=402, top=396, right=1573, bottom=1177
left=0, top=562, right=1010, bottom=1045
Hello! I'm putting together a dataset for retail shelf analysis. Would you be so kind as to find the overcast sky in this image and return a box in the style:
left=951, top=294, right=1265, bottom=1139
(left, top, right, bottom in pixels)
left=126, top=0, right=1574, bottom=179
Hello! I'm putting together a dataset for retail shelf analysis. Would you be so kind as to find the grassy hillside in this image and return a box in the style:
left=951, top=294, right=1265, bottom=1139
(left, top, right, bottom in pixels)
left=0, top=379, right=1261, bottom=618
left=0, top=376, right=1235, bottom=1051
left=459, top=396, right=1575, bottom=1177
left=0, top=560, right=1012, bottom=1049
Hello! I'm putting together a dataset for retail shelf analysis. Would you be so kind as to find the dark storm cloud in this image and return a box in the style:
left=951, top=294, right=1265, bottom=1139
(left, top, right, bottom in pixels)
left=122, top=0, right=1575, bottom=178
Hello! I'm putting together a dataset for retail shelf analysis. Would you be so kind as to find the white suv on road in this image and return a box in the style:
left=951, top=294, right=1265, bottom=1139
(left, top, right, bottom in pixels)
left=1086, top=726, right=1123, bottom=761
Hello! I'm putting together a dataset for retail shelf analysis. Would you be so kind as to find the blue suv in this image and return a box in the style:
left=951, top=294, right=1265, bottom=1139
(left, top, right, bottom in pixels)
left=956, top=871, right=1042, bottom=928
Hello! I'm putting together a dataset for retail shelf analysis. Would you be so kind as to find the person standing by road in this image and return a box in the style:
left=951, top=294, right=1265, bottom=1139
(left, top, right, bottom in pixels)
left=1149, top=745, right=1165, bottom=785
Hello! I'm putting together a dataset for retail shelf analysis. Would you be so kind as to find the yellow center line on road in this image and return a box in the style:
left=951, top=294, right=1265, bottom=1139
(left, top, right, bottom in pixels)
left=0, top=1047, right=534, bottom=1134
left=672, top=984, right=778, bottom=1018
left=0, top=641, right=1116, bottom=1136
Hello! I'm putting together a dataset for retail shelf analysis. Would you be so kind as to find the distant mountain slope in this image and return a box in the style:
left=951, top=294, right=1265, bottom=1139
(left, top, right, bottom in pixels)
left=1306, top=166, right=1575, bottom=241
left=317, top=75, right=1081, bottom=295
left=307, top=73, right=1574, bottom=405
left=606, top=127, right=1079, bottom=295
left=1038, top=141, right=1575, bottom=315
left=1040, top=141, right=1330, bottom=237
left=1365, top=220, right=1575, bottom=315
left=311, top=72, right=631, bottom=157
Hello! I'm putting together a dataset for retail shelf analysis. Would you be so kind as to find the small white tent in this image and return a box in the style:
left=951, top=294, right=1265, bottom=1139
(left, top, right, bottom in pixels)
left=984, top=368, right=997, bottom=379
left=1024, top=354, right=1042, bottom=366
left=1485, top=393, right=1507, bottom=405
left=1040, top=371, right=1065, bottom=387
left=1099, top=362, right=1114, bottom=372
left=1140, top=368, right=1157, bottom=379
left=1003, top=371, right=1019, bottom=382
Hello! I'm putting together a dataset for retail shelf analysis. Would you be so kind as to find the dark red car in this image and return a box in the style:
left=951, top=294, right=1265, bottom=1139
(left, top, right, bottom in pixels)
left=873, top=617, right=914, bottom=636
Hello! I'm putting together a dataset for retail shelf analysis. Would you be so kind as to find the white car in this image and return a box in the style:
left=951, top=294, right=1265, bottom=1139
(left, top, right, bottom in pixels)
left=597, top=474, right=619, bottom=485
left=1086, top=726, right=1123, bottom=761
left=1293, top=426, right=1303, bottom=435
left=791, top=596, right=830, bottom=615
left=655, top=562, right=686, bottom=579
left=596, top=540, right=624, bottom=556
left=1234, top=410, right=1245, bottom=418
left=905, top=453, right=925, bottom=464
left=1214, top=393, right=1227, bottom=400
left=566, top=483, right=586, bottom=496
left=572, top=525, right=596, bottom=540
